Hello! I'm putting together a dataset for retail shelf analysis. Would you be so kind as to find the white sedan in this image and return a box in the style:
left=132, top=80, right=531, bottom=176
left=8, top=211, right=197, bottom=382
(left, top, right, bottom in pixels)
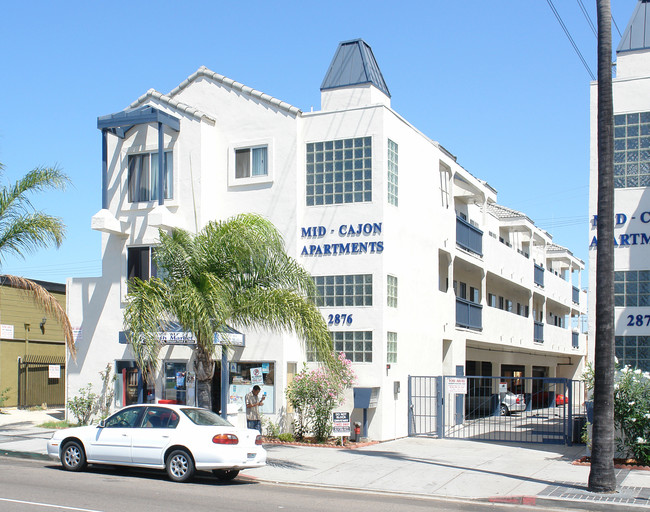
left=47, top=404, right=266, bottom=482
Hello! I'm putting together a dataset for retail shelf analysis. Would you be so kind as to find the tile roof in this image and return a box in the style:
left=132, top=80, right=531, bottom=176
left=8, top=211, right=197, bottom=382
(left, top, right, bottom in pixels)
left=129, top=89, right=216, bottom=124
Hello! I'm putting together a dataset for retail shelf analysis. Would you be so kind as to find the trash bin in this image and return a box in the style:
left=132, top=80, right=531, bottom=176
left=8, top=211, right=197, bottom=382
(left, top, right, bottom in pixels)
left=572, top=415, right=587, bottom=444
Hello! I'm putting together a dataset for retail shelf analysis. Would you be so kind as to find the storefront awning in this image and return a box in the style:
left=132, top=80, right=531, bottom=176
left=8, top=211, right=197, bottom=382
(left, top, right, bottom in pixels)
left=118, top=322, right=245, bottom=347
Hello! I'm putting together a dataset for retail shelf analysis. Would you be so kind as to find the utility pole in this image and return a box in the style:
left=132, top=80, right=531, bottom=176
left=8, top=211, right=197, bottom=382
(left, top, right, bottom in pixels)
left=588, top=0, right=616, bottom=494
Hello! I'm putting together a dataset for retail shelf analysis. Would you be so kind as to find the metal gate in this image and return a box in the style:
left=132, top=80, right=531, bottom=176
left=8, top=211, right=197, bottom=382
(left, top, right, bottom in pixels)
left=408, top=375, right=587, bottom=445
left=17, top=355, right=66, bottom=408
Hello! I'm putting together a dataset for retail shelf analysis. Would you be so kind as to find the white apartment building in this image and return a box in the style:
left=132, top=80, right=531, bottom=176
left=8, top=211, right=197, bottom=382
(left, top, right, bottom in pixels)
left=589, top=0, right=650, bottom=374
left=68, top=39, right=587, bottom=441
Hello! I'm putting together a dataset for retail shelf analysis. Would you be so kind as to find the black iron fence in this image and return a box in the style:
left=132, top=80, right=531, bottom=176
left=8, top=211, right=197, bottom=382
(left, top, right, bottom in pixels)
left=17, top=355, right=66, bottom=408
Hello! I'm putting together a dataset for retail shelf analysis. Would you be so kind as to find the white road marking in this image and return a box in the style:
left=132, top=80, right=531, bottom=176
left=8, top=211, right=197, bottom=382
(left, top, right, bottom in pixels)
left=0, top=497, right=104, bottom=512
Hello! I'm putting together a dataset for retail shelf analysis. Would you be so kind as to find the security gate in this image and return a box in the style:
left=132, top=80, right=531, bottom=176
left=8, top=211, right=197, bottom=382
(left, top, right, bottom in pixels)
left=408, top=375, right=587, bottom=445
left=17, top=355, right=66, bottom=408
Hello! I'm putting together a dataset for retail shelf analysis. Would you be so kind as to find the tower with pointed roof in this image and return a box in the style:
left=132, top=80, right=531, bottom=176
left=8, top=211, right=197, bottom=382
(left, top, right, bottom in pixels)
left=588, top=0, right=650, bottom=373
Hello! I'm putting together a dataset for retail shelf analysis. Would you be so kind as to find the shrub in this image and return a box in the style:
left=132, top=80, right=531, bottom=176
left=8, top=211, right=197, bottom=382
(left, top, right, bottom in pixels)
left=278, top=432, right=294, bottom=442
left=0, top=386, right=10, bottom=410
left=263, top=416, right=281, bottom=437
left=286, top=353, right=355, bottom=441
left=67, top=384, right=97, bottom=425
left=583, top=362, right=650, bottom=465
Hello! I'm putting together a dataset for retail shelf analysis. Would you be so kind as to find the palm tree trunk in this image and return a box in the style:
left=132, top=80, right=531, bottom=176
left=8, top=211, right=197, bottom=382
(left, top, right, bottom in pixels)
left=589, top=0, right=616, bottom=493
left=193, top=340, right=215, bottom=410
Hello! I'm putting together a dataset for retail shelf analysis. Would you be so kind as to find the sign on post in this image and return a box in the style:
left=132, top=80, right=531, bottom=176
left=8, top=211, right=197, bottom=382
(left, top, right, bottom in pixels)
left=332, top=412, right=350, bottom=437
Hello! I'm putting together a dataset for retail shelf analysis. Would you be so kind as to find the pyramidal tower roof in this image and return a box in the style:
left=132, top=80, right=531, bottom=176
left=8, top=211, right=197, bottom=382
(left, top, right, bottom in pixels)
left=617, top=0, right=650, bottom=53
left=320, top=39, right=390, bottom=98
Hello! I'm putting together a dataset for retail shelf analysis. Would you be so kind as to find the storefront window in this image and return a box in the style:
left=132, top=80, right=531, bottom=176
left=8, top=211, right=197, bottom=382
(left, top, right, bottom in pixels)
left=228, top=361, right=275, bottom=413
left=164, top=362, right=187, bottom=404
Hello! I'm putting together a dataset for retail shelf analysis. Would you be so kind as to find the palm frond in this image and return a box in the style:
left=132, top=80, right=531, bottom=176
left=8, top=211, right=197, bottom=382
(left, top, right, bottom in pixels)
left=4, top=275, right=76, bottom=359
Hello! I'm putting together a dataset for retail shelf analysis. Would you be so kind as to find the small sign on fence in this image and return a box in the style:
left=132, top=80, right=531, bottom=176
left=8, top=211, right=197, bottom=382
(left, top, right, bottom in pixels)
left=447, top=377, right=467, bottom=394
left=48, top=364, right=61, bottom=379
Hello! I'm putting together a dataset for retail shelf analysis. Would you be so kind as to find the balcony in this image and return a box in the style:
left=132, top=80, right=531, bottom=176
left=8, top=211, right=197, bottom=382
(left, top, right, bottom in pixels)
left=456, top=217, right=483, bottom=256
left=534, top=264, right=544, bottom=287
left=456, top=297, right=482, bottom=330
left=534, top=321, right=544, bottom=343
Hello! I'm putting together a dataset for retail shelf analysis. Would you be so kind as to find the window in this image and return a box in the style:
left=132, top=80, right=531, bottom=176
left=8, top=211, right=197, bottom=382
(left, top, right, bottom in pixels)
left=387, top=275, right=398, bottom=308
left=614, top=112, right=650, bottom=188
left=104, top=407, right=144, bottom=428
left=469, top=286, right=479, bottom=303
left=164, top=362, right=187, bottom=404
left=128, top=151, right=173, bottom=202
left=127, top=246, right=158, bottom=282
left=313, top=274, right=372, bottom=307
left=458, top=282, right=467, bottom=300
left=615, top=336, right=650, bottom=372
left=235, top=146, right=267, bottom=178
left=615, top=270, right=650, bottom=306
left=143, top=407, right=180, bottom=428
left=488, top=293, right=496, bottom=308
left=387, top=331, right=397, bottom=363
left=306, top=137, right=372, bottom=206
left=439, top=162, right=450, bottom=208
left=387, top=139, right=398, bottom=206
left=333, top=331, right=373, bottom=362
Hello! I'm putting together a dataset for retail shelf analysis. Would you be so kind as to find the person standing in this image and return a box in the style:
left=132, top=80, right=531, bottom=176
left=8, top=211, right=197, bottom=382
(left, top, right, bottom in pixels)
left=245, top=385, right=265, bottom=432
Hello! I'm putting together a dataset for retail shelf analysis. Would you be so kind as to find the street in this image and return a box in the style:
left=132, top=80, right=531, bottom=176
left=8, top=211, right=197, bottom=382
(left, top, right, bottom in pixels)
left=0, top=456, right=563, bottom=512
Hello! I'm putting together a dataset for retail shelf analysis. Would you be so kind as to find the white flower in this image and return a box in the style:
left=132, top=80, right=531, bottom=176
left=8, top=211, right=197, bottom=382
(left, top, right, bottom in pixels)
left=622, top=367, right=630, bottom=374
left=635, top=368, right=642, bottom=375
left=637, top=437, right=647, bottom=444
left=645, top=413, right=650, bottom=419
left=630, top=418, right=637, bottom=422
left=629, top=401, right=636, bottom=406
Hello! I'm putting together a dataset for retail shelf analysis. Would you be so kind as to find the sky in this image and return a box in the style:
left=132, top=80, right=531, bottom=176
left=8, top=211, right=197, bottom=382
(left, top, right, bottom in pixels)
left=0, top=1, right=640, bottom=284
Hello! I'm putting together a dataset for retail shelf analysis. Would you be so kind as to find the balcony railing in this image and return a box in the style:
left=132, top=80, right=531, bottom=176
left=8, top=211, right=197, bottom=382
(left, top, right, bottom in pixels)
left=534, top=263, right=544, bottom=287
left=572, top=286, right=580, bottom=304
left=534, top=321, right=544, bottom=343
left=572, top=331, right=579, bottom=348
left=456, top=297, right=483, bottom=330
left=456, top=217, right=483, bottom=256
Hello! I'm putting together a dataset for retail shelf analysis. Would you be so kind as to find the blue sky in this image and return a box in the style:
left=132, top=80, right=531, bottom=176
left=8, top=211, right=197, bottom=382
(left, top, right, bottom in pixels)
left=0, top=1, right=639, bottom=283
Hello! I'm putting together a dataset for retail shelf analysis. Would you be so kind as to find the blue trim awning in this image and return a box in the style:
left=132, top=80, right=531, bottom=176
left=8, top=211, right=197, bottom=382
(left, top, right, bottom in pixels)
left=97, top=105, right=180, bottom=138
left=119, top=322, right=245, bottom=347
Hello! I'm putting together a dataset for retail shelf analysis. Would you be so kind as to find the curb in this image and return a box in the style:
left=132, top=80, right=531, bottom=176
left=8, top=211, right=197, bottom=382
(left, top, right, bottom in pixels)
left=0, top=449, right=50, bottom=461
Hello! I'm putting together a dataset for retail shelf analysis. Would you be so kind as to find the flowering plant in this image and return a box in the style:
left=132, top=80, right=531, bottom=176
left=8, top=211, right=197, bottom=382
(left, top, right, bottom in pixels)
left=583, top=362, right=650, bottom=465
left=286, top=353, right=356, bottom=441
left=613, top=366, right=650, bottom=465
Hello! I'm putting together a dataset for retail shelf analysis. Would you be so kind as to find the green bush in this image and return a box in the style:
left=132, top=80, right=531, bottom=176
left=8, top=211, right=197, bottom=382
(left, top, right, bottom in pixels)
left=277, top=433, right=294, bottom=442
left=67, top=384, right=97, bottom=425
left=0, top=386, right=10, bottom=410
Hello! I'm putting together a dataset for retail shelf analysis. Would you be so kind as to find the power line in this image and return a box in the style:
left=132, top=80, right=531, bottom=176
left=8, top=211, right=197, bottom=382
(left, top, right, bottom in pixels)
left=546, top=0, right=595, bottom=80
left=576, top=0, right=597, bottom=38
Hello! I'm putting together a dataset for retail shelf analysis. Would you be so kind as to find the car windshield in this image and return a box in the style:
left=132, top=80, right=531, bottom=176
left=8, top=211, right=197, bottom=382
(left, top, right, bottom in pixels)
left=181, top=408, right=233, bottom=427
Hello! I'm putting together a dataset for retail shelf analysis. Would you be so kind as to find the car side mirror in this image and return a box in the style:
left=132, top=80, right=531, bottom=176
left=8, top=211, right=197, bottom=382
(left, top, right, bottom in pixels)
left=98, top=419, right=106, bottom=428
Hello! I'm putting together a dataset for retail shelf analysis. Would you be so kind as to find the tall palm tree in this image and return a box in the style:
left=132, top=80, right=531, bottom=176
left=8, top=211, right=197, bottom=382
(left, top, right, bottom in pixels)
left=0, top=164, right=75, bottom=357
left=124, top=213, right=333, bottom=409
left=589, top=0, right=616, bottom=493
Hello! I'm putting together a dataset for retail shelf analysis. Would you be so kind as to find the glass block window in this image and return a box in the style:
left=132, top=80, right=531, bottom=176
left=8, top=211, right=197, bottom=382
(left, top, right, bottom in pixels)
left=615, top=336, right=650, bottom=372
left=387, top=275, right=398, bottom=308
left=306, top=137, right=372, bottom=206
left=313, top=274, right=372, bottom=307
left=387, top=332, right=397, bottom=363
left=333, top=331, right=373, bottom=362
left=614, top=270, right=650, bottom=307
left=387, top=139, right=398, bottom=206
left=614, top=112, right=650, bottom=188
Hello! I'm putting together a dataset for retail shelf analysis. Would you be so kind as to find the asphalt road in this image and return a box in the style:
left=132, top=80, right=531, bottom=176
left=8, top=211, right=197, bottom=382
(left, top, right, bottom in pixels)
left=0, top=456, right=568, bottom=512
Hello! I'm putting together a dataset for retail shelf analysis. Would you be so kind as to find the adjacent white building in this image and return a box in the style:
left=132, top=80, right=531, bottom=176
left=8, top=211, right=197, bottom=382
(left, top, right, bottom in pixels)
left=68, top=39, right=587, bottom=440
left=589, top=0, right=650, bottom=374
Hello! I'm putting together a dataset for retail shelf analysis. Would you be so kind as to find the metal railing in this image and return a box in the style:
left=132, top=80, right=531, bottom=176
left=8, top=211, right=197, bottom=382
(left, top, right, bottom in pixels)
left=456, top=217, right=483, bottom=256
left=456, top=297, right=483, bottom=330
left=17, top=355, right=66, bottom=408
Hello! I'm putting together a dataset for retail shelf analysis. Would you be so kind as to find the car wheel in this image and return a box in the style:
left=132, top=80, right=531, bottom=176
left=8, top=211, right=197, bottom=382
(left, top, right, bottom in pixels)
left=166, top=449, right=195, bottom=482
left=61, top=440, right=87, bottom=472
left=213, top=469, right=240, bottom=481
left=500, top=404, right=509, bottom=416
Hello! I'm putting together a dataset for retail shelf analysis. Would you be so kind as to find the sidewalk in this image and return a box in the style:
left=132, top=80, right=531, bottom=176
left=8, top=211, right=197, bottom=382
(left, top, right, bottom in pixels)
left=1, top=407, right=649, bottom=510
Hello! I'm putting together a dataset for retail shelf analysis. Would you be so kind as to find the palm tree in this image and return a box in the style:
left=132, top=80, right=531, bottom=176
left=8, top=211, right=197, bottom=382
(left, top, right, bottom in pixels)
left=0, top=164, right=75, bottom=357
left=124, top=213, right=333, bottom=410
left=588, top=0, right=616, bottom=493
